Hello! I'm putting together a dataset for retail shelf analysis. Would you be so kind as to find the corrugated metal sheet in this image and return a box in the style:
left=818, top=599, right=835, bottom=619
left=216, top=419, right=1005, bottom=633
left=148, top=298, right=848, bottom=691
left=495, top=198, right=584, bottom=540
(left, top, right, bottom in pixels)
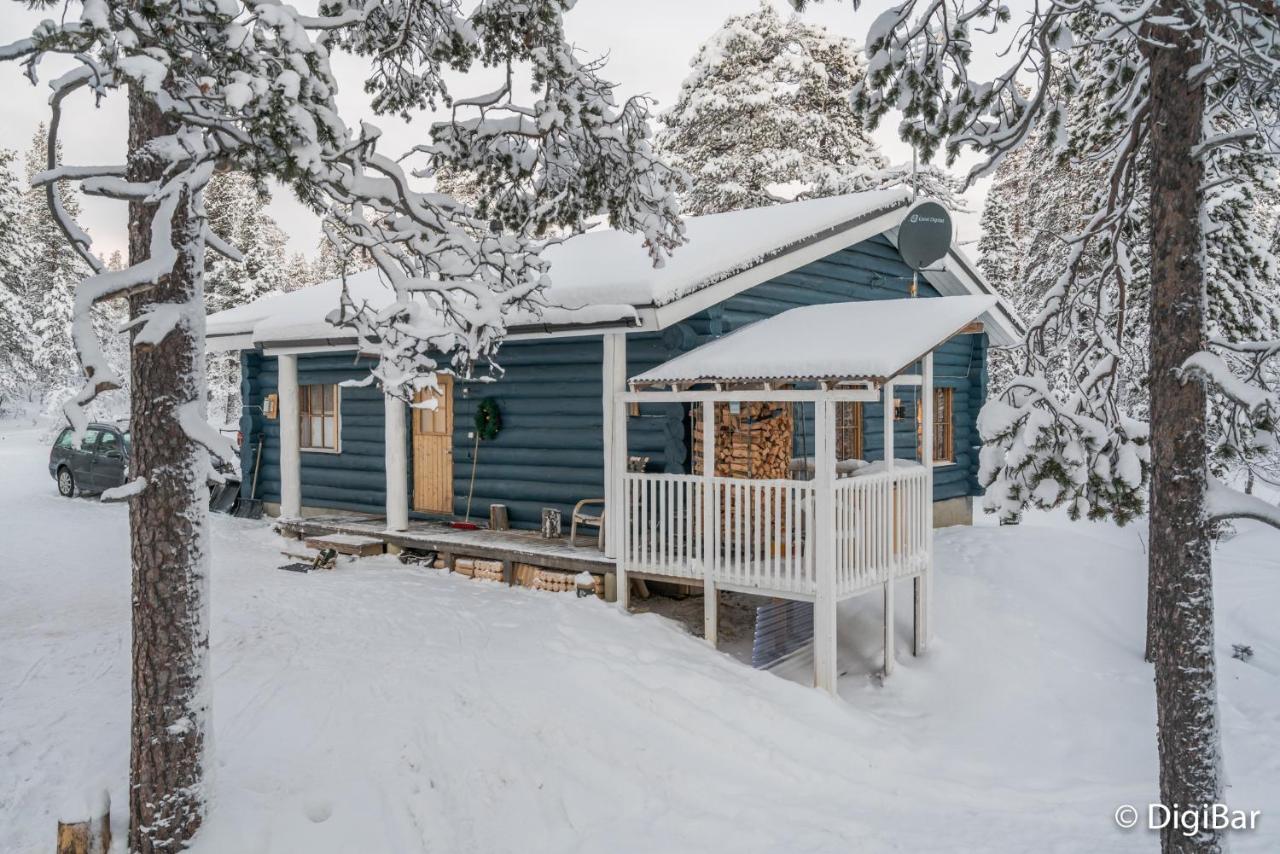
left=752, top=600, right=815, bottom=669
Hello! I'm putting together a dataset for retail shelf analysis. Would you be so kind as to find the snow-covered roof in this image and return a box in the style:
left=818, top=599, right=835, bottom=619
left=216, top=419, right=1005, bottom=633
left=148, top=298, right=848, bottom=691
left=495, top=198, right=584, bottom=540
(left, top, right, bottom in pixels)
left=535, top=187, right=910, bottom=308
left=205, top=268, right=636, bottom=346
left=207, top=189, right=1022, bottom=351
left=631, top=295, right=998, bottom=386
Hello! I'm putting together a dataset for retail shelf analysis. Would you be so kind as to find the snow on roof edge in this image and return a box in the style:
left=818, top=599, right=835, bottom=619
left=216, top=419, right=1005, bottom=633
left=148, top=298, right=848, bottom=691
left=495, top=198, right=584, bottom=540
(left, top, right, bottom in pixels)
left=631, top=295, right=999, bottom=386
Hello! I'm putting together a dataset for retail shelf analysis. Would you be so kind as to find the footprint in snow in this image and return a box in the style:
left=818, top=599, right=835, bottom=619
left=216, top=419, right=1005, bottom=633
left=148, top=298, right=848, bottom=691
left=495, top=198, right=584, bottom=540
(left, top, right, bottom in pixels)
left=303, top=797, right=333, bottom=823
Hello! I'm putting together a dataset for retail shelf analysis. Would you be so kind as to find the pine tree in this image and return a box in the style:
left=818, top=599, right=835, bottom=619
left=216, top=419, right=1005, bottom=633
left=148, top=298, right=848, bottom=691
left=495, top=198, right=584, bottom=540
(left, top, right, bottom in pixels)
left=204, top=172, right=287, bottom=314
left=280, top=252, right=312, bottom=291
left=977, top=26, right=1280, bottom=432
left=21, top=123, right=86, bottom=403
left=204, top=172, right=289, bottom=425
left=0, top=147, right=35, bottom=411
left=850, top=3, right=1280, bottom=849
left=5, top=8, right=681, bottom=846
left=658, top=2, right=887, bottom=215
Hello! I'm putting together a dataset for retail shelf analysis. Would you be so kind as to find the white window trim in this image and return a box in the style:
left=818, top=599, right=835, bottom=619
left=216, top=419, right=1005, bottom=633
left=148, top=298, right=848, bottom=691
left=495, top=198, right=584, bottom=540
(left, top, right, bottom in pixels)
left=299, top=384, right=342, bottom=454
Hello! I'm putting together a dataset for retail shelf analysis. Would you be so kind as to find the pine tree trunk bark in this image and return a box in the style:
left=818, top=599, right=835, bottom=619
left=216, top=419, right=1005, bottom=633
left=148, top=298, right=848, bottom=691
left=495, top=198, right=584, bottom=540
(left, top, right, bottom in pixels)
left=1144, top=14, right=1222, bottom=854
left=126, top=88, right=210, bottom=852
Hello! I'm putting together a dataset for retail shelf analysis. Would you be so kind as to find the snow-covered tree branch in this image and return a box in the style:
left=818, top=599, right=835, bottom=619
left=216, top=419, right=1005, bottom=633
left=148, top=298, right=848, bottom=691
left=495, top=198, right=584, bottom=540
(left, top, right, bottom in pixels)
left=2, top=2, right=683, bottom=850
left=806, top=0, right=1280, bottom=849
left=5, top=0, right=686, bottom=424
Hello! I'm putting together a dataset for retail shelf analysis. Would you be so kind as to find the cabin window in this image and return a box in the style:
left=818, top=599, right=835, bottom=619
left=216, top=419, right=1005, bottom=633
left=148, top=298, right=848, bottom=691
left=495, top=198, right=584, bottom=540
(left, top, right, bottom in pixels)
left=835, top=401, right=863, bottom=461
left=300, top=384, right=340, bottom=452
left=917, top=388, right=955, bottom=463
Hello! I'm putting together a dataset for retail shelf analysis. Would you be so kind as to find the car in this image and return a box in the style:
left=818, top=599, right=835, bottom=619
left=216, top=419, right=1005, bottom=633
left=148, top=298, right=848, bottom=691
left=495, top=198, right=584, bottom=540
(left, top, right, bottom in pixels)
left=49, top=422, right=241, bottom=500
left=49, top=422, right=130, bottom=497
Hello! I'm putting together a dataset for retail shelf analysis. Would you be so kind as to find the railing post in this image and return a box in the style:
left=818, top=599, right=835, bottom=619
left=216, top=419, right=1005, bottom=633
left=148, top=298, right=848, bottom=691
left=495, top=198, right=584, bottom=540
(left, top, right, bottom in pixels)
left=915, top=353, right=935, bottom=656
left=882, top=379, right=896, bottom=677
left=813, top=398, right=837, bottom=693
left=701, top=400, right=717, bottom=647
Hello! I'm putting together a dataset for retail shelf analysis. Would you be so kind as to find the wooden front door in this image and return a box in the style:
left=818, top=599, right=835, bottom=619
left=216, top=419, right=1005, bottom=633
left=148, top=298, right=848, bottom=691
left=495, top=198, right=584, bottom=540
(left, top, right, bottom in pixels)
left=413, top=377, right=454, bottom=514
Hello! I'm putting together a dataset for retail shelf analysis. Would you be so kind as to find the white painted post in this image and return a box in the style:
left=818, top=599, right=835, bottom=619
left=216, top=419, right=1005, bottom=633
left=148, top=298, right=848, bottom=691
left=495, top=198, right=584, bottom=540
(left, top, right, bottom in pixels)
left=702, top=399, right=718, bottom=648
left=384, top=392, right=409, bottom=532
left=882, top=379, right=895, bottom=677
left=813, top=398, right=838, bottom=693
left=278, top=354, right=301, bottom=519
left=602, top=333, right=627, bottom=559
left=915, top=352, right=935, bottom=656
left=613, top=387, right=630, bottom=611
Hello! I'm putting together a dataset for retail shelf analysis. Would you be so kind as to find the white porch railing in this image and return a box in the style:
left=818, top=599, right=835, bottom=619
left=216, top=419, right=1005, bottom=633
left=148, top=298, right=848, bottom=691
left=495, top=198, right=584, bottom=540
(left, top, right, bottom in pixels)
left=833, top=466, right=930, bottom=597
left=620, top=467, right=930, bottom=601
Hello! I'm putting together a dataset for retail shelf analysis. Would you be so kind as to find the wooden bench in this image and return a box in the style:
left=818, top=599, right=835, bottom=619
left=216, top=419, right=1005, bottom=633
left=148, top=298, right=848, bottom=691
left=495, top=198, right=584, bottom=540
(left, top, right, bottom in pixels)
left=303, top=533, right=386, bottom=558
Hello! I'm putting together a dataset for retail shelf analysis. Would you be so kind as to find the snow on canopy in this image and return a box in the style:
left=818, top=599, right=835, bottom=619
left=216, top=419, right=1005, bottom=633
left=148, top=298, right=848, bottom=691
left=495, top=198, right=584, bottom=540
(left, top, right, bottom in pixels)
left=208, top=188, right=1019, bottom=349
left=632, top=295, right=997, bottom=385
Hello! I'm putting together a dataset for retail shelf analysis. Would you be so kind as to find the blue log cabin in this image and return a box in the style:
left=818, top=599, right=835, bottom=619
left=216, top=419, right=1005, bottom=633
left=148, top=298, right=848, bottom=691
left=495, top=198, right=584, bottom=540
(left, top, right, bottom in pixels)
left=207, top=189, right=1021, bottom=553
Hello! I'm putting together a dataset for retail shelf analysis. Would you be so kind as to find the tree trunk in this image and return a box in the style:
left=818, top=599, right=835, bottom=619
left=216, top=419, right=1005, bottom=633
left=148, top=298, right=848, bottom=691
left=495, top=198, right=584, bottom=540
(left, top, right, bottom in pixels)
left=126, top=88, right=210, bottom=852
left=1144, top=14, right=1222, bottom=854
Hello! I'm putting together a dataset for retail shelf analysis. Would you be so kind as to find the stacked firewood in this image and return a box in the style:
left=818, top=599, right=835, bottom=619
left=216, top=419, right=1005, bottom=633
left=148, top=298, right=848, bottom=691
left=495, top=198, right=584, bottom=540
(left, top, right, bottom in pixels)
left=692, top=403, right=797, bottom=557
left=692, top=402, right=794, bottom=479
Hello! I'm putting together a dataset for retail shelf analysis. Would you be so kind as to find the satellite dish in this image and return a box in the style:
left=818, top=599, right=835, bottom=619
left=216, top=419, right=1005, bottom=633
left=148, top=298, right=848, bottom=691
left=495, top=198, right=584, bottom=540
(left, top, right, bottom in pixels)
left=897, top=201, right=953, bottom=271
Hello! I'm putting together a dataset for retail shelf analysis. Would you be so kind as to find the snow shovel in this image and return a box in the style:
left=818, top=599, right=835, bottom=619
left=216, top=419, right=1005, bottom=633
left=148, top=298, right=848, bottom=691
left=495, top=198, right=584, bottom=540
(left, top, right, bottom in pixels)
left=232, top=436, right=265, bottom=519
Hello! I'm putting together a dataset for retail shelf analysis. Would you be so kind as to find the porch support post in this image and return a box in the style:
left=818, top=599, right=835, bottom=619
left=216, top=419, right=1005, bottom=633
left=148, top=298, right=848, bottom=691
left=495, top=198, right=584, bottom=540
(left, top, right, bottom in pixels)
left=278, top=353, right=301, bottom=519
left=384, top=391, right=409, bottom=532
left=701, top=399, right=717, bottom=648
left=813, top=398, right=838, bottom=694
left=602, top=333, right=627, bottom=558
left=882, top=379, right=896, bottom=678
left=915, top=353, right=935, bottom=656
left=612, top=367, right=630, bottom=611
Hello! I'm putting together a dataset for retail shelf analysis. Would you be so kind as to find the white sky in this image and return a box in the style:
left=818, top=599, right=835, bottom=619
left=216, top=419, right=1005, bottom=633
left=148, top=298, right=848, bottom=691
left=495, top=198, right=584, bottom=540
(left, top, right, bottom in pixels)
left=0, top=0, right=999, bottom=261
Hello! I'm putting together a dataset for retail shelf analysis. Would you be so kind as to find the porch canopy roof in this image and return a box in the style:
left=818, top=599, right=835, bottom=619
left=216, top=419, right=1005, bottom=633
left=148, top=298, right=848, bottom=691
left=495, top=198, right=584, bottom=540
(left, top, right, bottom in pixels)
left=630, top=294, right=997, bottom=389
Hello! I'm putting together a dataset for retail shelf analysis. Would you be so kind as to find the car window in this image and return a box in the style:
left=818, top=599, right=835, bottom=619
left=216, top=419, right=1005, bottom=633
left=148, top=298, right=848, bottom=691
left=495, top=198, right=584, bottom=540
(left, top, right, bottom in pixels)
left=79, top=429, right=102, bottom=451
left=98, top=431, right=122, bottom=455
left=55, top=429, right=74, bottom=448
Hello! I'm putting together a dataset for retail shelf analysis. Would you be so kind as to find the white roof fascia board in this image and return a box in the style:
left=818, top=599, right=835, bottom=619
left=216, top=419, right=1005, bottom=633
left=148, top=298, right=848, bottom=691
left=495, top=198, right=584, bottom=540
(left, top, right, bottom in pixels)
left=207, top=333, right=255, bottom=353
left=262, top=343, right=360, bottom=357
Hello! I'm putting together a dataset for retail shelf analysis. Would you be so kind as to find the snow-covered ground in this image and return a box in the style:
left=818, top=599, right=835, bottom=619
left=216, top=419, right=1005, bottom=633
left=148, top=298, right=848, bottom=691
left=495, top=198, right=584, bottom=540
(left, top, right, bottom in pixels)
left=1, top=418, right=1277, bottom=853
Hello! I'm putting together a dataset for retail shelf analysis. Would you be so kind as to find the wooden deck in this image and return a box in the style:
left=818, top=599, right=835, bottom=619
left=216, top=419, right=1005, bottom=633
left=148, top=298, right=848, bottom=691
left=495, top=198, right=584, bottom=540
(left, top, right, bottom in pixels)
left=277, top=514, right=616, bottom=577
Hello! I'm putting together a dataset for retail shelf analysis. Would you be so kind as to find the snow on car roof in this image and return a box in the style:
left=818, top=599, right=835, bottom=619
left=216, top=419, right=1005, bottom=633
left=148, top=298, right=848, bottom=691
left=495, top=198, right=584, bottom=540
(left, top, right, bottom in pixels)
left=206, top=189, right=918, bottom=346
left=631, top=295, right=999, bottom=385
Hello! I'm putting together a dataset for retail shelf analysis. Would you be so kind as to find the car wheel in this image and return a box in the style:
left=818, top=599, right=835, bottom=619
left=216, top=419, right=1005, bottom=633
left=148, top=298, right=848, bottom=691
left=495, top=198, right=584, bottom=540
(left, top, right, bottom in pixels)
left=57, top=467, right=76, bottom=498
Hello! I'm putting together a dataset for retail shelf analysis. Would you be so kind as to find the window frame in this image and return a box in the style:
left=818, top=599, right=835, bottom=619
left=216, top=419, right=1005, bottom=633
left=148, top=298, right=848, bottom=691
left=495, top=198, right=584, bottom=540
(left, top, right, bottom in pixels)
left=835, top=400, right=863, bottom=462
left=298, top=383, right=342, bottom=454
left=916, top=387, right=956, bottom=465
